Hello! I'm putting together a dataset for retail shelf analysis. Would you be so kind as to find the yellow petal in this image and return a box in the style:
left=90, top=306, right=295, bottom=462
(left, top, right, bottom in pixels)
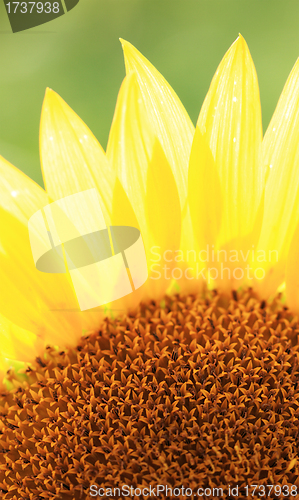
left=196, top=35, right=263, bottom=254
left=40, top=88, right=114, bottom=222
left=0, top=314, right=37, bottom=383
left=40, top=89, right=138, bottom=315
left=107, top=74, right=149, bottom=232
left=286, top=221, right=299, bottom=314
left=107, top=73, right=181, bottom=299
left=188, top=128, right=222, bottom=251
left=120, top=40, right=197, bottom=283
left=0, top=354, right=9, bottom=385
left=0, top=154, right=49, bottom=224
left=0, top=313, right=42, bottom=363
left=0, top=156, right=87, bottom=344
left=256, top=57, right=299, bottom=296
left=120, top=39, right=195, bottom=209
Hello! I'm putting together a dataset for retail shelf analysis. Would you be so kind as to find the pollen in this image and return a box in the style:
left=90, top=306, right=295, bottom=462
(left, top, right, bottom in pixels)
left=0, top=289, right=299, bottom=498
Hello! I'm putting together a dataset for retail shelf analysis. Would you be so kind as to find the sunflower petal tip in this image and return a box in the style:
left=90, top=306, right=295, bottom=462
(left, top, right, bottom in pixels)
left=43, top=88, right=51, bottom=101
left=236, top=33, right=248, bottom=50
left=227, top=33, right=250, bottom=61
left=120, top=38, right=134, bottom=53
left=42, top=88, right=54, bottom=113
left=120, top=39, right=138, bottom=62
left=43, top=89, right=65, bottom=112
left=43, top=88, right=57, bottom=104
left=45, top=87, right=55, bottom=97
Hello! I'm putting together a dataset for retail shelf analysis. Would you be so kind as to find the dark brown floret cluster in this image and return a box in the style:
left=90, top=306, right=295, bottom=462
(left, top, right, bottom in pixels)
left=0, top=289, right=299, bottom=499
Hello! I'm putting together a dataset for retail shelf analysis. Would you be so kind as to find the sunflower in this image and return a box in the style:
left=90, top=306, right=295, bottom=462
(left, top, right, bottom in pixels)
left=1, top=35, right=299, bottom=497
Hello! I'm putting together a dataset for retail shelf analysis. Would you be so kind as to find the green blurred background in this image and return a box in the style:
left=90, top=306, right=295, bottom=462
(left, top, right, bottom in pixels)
left=0, top=0, right=298, bottom=187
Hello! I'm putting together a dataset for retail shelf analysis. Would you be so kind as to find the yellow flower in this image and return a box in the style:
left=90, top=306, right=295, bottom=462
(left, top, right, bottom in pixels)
left=1, top=34, right=299, bottom=382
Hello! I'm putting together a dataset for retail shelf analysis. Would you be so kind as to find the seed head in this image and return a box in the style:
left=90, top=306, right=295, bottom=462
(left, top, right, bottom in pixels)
left=0, top=289, right=299, bottom=498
